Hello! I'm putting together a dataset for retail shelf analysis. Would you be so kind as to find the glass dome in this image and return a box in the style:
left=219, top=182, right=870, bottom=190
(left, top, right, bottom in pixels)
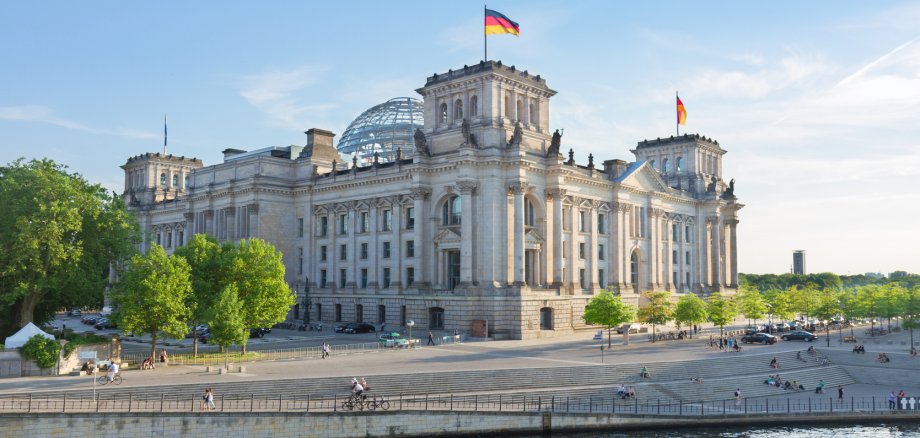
left=337, top=97, right=424, bottom=163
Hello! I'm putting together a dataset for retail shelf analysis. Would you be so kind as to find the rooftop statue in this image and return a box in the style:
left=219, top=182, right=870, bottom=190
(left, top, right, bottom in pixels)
left=414, top=128, right=429, bottom=157
left=547, top=129, right=562, bottom=157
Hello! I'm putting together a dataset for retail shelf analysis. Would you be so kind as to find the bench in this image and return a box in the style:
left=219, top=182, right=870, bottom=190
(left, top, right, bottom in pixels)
left=843, top=336, right=856, bottom=343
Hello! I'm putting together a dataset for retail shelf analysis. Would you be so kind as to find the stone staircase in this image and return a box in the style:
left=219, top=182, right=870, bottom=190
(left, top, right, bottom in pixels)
left=10, top=348, right=855, bottom=404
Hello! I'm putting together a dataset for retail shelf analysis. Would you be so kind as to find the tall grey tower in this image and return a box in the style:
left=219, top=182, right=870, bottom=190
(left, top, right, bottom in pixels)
left=792, top=250, right=806, bottom=275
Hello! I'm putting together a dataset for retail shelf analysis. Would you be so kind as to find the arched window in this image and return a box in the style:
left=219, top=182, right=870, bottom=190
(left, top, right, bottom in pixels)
left=676, top=157, right=684, bottom=172
left=530, top=99, right=539, bottom=124
left=439, top=103, right=448, bottom=124
left=429, top=307, right=444, bottom=330
left=516, top=99, right=524, bottom=121
left=454, top=99, right=463, bottom=120
left=160, top=173, right=167, bottom=186
left=185, top=175, right=190, bottom=188
left=442, top=196, right=461, bottom=225
left=524, top=198, right=536, bottom=226
left=172, top=174, right=178, bottom=187
left=663, top=158, right=670, bottom=173
left=540, top=307, right=553, bottom=330
left=504, top=92, right=513, bottom=118
left=469, top=95, right=478, bottom=117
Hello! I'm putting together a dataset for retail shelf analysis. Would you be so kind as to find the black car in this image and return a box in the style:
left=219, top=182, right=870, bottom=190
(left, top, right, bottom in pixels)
left=249, top=328, right=269, bottom=338
left=344, top=323, right=376, bottom=334
left=94, top=318, right=117, bottom=330
left=335, top=323, right=356, bottom=333
left=781, top=330, right=818, bottom=342
left=741, top=333, right=778, bottom=344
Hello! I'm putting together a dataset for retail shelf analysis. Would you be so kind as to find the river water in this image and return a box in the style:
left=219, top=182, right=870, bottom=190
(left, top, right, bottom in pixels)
left=553, top=423, right=920, bottom=437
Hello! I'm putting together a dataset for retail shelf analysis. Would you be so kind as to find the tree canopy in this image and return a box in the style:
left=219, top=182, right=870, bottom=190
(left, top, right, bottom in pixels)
left=637, top=291, right=673, bottom=341
left=706, top=292, right=738, bottom=338
left=113, top=244, right=192, bottom=361
left=0, top=158, right=139, bottom=336
left=205, top=283, right=249, bottom=349
left=583, top=289, right=636, bottom=347
left=674, top=293, right=708, bottom=338
left=172, top=234, right=223, bottom=355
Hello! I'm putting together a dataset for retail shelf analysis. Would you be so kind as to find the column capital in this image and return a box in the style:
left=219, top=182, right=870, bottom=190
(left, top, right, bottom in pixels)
left=508, top=181, right=528, bottom=194
left=592, top=200, right=605, bottom=211
left=612, top=202, right=632, bottom=213
left=724, top=219, right=739, bottom=226
left=650, top=207, right=667, bottom=218
left=247, top=203, right=259, bottom=215
left=544, top=188, right=566, bottom=199
left=409, top=187, right=431, bottom=200
left=457, top=180, right=479, bottom=195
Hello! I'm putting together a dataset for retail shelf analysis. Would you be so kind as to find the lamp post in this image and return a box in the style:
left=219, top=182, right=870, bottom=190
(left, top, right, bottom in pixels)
left=406, top=320, right=415, bottom=347
left=303, top=278, right=311, bottom=326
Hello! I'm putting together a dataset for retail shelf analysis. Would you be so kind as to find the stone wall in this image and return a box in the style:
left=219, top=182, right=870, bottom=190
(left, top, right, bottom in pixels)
left=3, top=411, right=920, bottom=438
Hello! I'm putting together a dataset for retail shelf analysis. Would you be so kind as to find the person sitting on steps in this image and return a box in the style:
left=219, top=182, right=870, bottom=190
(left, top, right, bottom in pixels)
left=639, top=366, right=650, bottom=378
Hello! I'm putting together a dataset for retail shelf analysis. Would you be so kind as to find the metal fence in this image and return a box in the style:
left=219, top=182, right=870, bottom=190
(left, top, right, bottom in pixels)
left=121, top=341, right=388, bottom=366
left=2, top=392, right=919, bottom=415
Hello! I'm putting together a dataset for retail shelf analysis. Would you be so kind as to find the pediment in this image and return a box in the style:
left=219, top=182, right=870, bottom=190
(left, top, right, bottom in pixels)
left=525, top=228, right=545, bottom=244
left=618, top=162, right=671, bottom=193
left=433, top=228, right=461, bottom=244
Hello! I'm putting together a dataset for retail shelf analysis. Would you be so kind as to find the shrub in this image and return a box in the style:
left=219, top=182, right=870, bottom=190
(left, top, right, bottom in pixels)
left=20, top=335, right=61, bottom=369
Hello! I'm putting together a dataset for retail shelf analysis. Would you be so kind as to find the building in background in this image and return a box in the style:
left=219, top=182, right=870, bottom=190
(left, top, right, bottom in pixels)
left=121, top=61, right=743, bottom=340
left=793, top=250, right=806, bottom=275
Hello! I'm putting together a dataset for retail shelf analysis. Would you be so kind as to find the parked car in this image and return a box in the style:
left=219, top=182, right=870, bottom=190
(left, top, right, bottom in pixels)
left=67, top=309, right=82, bottom=317
left=94, top=318, right=117, bottom=330
left=616, top=324, right=646, bottom=334
left=741, top=333, right=778, bottom=344
left=781, top=330, right=818, bottom=342
left=82, top=315, right=99, bottom=325
left=249, top=328, right=269, bottom=338
left=199, top=331, right=211, bottom=344
left=344, top=323, right=376, bottom=334
left=772, top=322, right=792, bottom=333
left=378, top=332, right=409, bottom=348
left=335, top=323, right=356, bottom=333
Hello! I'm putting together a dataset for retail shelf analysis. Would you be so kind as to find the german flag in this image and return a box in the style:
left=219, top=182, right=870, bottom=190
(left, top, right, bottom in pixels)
left=677, top=96, right=687, bottom=126
left=485, top=9, right=519, bottom=36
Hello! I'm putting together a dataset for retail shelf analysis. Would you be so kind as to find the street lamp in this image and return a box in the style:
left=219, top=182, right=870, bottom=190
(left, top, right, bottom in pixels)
left=406, top=320, right=415, bottom=347
left=303, top=278, right=311, bottom=326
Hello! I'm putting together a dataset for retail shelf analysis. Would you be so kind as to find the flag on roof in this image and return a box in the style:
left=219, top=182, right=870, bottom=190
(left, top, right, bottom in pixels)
left=677, top=96, right=687, bottom=126
left=485, top=9, right=519, bottom=36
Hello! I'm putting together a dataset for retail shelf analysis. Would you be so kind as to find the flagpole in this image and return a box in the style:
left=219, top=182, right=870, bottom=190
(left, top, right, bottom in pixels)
left=484, top=5, right=487, bottom=62
left=675, top=91, right=679, bottom=136
left=164, top=113, right=168, bottom=154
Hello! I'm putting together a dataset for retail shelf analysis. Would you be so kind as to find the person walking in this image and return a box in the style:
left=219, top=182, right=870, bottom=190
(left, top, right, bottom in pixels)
left=888, top=391, right=897, bottom=409
left=838, top=385, right=844, bottom=403
left=734, top=388, right=742, bottom=406
left=202, top=388, right=215, bottom=411
left=321, top=342, right=330, bottom=359
left=427, top=331, right=435, bottom=345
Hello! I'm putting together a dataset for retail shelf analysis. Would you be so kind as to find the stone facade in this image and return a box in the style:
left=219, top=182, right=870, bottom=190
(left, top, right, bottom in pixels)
left=122, top=61, right=743, bottom=340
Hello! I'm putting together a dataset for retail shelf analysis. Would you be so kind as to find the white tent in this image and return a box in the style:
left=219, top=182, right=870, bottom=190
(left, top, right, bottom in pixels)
left=4, top=322, right=55, bottom=349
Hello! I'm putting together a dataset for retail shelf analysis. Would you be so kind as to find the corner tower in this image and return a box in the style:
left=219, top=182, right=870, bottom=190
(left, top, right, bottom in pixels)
left=631, top=134, right=727, bottom=195
left=415, top=61, right=557, bottom=155
left=121, top=153, right=203, bottom=206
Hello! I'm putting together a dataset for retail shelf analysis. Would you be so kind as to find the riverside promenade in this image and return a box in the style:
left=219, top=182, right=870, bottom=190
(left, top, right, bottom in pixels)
left=1, top=325, right=919, bottom=436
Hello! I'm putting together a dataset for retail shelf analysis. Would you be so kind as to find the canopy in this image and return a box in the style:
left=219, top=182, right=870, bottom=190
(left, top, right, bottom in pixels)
left=4, top=322, right=55, bottom=349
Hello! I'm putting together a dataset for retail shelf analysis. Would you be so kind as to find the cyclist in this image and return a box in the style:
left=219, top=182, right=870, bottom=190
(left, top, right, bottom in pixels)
left=107, top=361, right=119, bottom=383
left=351, top=378, right=364, bottom=400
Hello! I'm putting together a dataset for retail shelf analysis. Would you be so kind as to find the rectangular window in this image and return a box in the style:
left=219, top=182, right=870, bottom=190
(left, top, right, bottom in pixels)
left=598, top=214, right=606, bottom=234
left=562, top=242, right=566, bottom=259
left=320, top=245, right=327, bottom=262
left=579, top=269, right=586, bottom=289
left=338, top=214, right=348, bottom=235
left=685, top=251, right=691, bottom=265
left=316, top=303, right=322, bottom=321
left=406, top=267, right=415, bottom=286
left=178, top=230, right=184, bottom=246
left=579, top=242, right=585, bottom=259
left=298, top=218, right=304, bottom=237
left=685, top=225, right=691, bottom=243
left=356, top=304, right=363, bottom=323
left=562, top=208, right=570, bottom=230
left=334, top=303, right=341, bottom=322
left=672, top=223, right=679, bottom=242
left=383, top=268, right=391, bottom=288
left=640, top=207, right=647, bottom=238
left=673, top=250, right=678, bottom=264
left=673, top=272, right=679, bottom=286
left=382, top=241, right=391, bottom=258
left=406, top=240, right=415, bottom=258
left=166, top=232, right=172, bottom=249
left=340, top=244, right=347, bottom=260
left=360, top=269, right=368, bottom=289
left=579, top=211, right=587, bottom=232
left=320, top=216, right=328, bottom=236
left=359, top=212, right=368, bottom=233
left=320, top=270, right=327, bottom=288
left=382, top=209, right=392, bottom=231
left=685, top=271, right=691, bottom=286
left=598, top=244, right=605, bottom=261
left=360, top=243, right=368, bottom=260
left=406, top=207, right=415, bottom=229
left=598, top=269, right=605, bottom=289
left=400, top=305, right=407, bottom=326
left=298, top=247, right=304, bottom=275
left=339, top=269, right=347, bottom=288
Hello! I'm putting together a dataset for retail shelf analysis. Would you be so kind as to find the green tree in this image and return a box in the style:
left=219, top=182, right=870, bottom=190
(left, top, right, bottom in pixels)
left=583, top=289, right=636, bottom=348
left=674, top=293, right=708, bottom=339
left=20, top=335, right=61, bottom=369
left=902, top=286, right=920, bottom=348
left=206, top=284, right=249, bottom=365
left=172, top=234, right=224, bottom=356
left=221, top=238, right=295, bottom=353
left=738, top=286, right=768, bottom=327
left=764, top=288, right=794, bottom=326
left=113, top=244, right=192, bottom=361
left=707, top=292, right=738, bottom=340
left=813, top=289, right=841, bottom=347
left=0, top=159, right=139, bottom=334
left=637, top=291, right=673, bottom=342
left=878, top=284, right=907, bottom=332
left=789, top=284, right=820, bottom=323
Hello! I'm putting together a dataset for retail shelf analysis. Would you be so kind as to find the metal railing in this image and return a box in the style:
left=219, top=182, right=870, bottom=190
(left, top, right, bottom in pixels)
left=2, top=392, right=918, bottom=415
left=121, top=342, right=388, bottom=367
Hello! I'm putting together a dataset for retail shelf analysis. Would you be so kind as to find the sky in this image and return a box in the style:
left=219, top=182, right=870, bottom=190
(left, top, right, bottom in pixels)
left=2, top=1, right=919, bottom=276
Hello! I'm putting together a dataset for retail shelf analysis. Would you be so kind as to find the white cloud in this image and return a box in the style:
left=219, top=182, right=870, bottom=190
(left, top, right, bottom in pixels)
left=239, top=65, right=336, bottom=130
left=684, top=53, right=832, bottom=99
left=0, top=105, right=158, bottom=139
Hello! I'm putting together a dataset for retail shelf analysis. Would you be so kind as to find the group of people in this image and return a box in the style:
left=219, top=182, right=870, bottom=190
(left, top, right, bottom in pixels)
left=351, top=377, right=370, bottom=399
left=888, top=390, right=910, bottom=409
left=852, top=344, right=866, bottom=354
left=616, top=384, right=636, bottom=399
left=878, top=352, right=891, bottom=363
left=201, top=388, right=215, bottom=410
left=708, top=336, right=743, bottom=352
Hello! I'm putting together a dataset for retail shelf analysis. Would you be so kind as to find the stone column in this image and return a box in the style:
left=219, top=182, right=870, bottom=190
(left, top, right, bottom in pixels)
left=547, top=189, right=565, bottom=286
left=728, top=219, right=739, bottom=287
left=410, top=188, right=431, bottom=288
left=391, top=197, right=402, bottom=289
left=648, top=209, right=660, bottom=290
left=568, top=198, right=578, bottom=292
left=617, top=203, right=631, bottom=291
left=709, top=217, right=722, bottom=291
left=368, top=202, right=378, bottom=288
left=665, top=217, right=674, bottom=291
left=509, top=182, right=527, bottom=286
left=457, top=181, right=478, bottom=286
left=589, top=201, right=601, bottom=290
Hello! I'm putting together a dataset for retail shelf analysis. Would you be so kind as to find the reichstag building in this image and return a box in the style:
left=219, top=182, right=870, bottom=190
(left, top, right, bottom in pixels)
left=121, top=61, right=742, bottom=340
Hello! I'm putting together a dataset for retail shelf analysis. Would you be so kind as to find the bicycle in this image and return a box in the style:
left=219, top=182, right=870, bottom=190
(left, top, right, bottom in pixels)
left=97, top=373, right=123, bottom=385
left=340, top=393, right=367, bottom=411
left=366, top=395, right=390, bottom=411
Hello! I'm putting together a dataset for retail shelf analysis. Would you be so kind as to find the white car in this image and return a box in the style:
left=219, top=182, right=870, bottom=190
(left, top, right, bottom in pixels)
left=616, top=324, right=646, bottom=334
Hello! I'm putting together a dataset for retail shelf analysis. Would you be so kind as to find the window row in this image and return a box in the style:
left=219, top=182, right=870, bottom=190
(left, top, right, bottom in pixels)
left=318, top=267, right=416, bottom=289
left=438, top=95, right=479, bottom=124
left=158, top=172, right=190, bottom=189
left=317, top=240, right=415, bottom=262
left=648, top=157, right=685, bottom=174
left=154, top=230, right=184, bottom=249
left=313, top=207, right=415, bottom=237
left=323, top=304, right=440, bottom=330
left=561, top=209, right=608, bottom=234
left=670, top=223, right=693, bottom=243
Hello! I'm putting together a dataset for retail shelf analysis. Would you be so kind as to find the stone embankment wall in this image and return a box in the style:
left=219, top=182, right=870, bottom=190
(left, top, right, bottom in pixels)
left=3, top=411, right=920, bottom=437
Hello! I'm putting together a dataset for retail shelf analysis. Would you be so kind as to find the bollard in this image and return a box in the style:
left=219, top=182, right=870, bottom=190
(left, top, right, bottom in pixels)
left=551, top=396, right=555, bottom=413
left=128, top=394, right=132, bottom=413
left=498, top=394, right=502, bottom=412
left=250, top=394, right=254, bottom=412
left=221, top=394, right=225, bottom=412
left=279, top=394, right=283, bottom=412
left=28, top=394, right=32, bottom=413
left=63, top=393, right=66, bottom=413
left=161, top=393, right=165, bottom=412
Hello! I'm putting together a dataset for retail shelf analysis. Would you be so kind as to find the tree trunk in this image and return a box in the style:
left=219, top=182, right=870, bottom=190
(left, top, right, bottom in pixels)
left=607, top=327, right=611, bottom=349
left=242, top=341, right=247, bottom=354
left=150, top=333, right=157, bottom=366
left=193, top=328, right=199, bottom=357
left=18, top=292, right=44, bottom=327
